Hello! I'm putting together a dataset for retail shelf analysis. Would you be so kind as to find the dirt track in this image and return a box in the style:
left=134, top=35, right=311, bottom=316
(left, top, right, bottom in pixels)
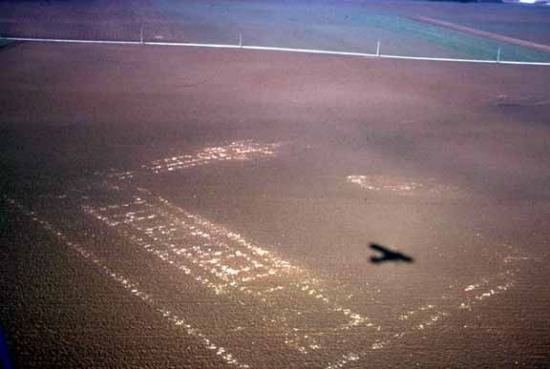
left=411, top=15, right=550, bottom=53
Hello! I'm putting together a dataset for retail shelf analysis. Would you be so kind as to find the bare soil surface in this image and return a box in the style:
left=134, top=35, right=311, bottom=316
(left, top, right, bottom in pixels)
left=1, top=2, right=550, bottom=368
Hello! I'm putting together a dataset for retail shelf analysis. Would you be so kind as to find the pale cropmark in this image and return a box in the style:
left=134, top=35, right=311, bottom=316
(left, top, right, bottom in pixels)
left=6, top=140, right=531, bottom=368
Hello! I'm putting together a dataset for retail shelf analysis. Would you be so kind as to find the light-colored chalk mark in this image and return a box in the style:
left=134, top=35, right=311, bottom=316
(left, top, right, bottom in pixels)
left=325, top=253, right=527, bottom=369
left=108, top=141, right=280, bottom=180
left=7, top=188, right=530, bottom=368
left=347, top=174, right=423, bottom=193
left=82, top=186, right=378, bottom=354
left=326, top=352, right=361, bottom=369
left=145, top=141, right=280, bottom=174
left=461, top=272, right=515, bottom=307
left=77, top=179, right=526, bottom=366
left=346, top=174, right=460, bottom=197
left=5, top=197, right=250, bottom=369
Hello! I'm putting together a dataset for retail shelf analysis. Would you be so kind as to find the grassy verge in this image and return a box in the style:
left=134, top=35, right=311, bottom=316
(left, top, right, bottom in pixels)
left=0, top=38, right=12, bottom=48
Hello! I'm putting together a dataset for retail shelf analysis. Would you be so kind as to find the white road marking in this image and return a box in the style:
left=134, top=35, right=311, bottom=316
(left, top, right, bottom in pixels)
left=2, top=37, right=142, bottom=45
left=2, top=36, right=549, bottom=66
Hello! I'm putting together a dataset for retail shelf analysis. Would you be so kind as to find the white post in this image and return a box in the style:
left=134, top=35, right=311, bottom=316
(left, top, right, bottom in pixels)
left=239, top=33, right=242, bottom=48
left=376, top=40, right=381, bottom=57
left=140, top=24, right=144, bottom=44
left=496, top=47, right=501, bottom=63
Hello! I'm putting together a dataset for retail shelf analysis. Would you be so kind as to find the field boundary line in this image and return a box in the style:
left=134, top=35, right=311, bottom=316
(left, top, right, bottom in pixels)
left=2, top=36, right=550, bottom=66
left=2, top=36, right=142, bottom=45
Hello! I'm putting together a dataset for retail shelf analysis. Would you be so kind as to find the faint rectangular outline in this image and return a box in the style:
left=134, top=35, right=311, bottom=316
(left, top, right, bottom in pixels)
left=97, top=140, right=531, bottom=367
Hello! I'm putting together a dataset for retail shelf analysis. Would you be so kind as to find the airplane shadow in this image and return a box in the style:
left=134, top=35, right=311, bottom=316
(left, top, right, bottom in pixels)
left=369, top=243, right=414, bottom=264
